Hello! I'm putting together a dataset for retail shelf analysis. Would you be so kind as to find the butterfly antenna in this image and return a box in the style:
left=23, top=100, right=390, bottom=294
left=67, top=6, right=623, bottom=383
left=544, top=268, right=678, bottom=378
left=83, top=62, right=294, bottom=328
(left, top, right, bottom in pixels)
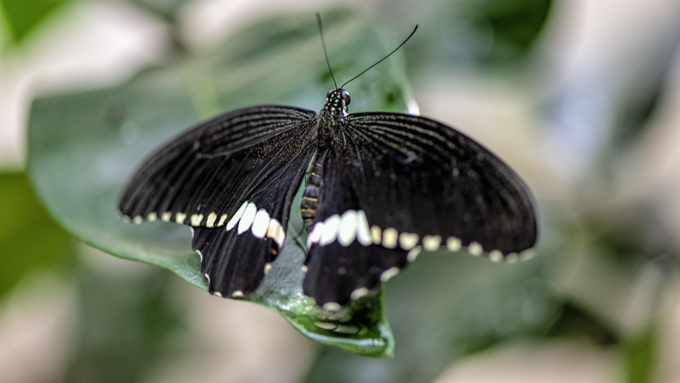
left=340, top=24, right=418, bottom=89
left=316, top=13, right=338, bottom=90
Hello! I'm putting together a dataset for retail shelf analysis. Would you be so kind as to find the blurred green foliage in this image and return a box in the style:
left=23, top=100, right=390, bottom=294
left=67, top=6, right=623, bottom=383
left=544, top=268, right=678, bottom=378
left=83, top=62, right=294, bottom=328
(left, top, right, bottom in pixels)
left=623, top=318, right=659, bottom=383
left=476, top=0, right=552, bottom=64
left=0, top=172, right=74, bottom=297
left=403, top=0, right=552, bottom=81
left=0, top=0, right=69, bottom=44
left=62, top=260, right=184, bottom=383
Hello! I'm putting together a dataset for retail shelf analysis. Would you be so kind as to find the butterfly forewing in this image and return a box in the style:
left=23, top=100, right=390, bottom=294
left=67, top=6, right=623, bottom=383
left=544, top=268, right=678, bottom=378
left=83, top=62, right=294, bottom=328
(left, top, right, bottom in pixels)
left=118, top=106, right=316, bottom=227
left=345, top=112, right=537, bottom=256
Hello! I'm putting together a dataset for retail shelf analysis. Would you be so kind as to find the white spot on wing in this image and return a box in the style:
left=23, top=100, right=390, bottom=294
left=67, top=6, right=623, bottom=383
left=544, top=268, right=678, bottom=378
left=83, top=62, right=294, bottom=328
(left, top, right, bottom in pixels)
left=380, top=267, right=400, bottom=282
left=231, top=290, right=244, bottom=298
left=351, top=287, right=369, bottom=301
left=147, top=212, right=157, bottom=222
left=218, top=214, right=228, bottom=226
left=407, top=246, right=422, bottom=262
left=382, top=227, right=398, bottom=249
left=520, top=250, right=535, bottom=261
left=206, top=212, right=217, bottom=227
left=214, top=292, right=222, bottom=297
left=175, top=213, right=186, bottom=224
left=489, top=250, right=503, bottom=262
left=266, top=219, right=285, bottom=247
left=469, top=241, right=483, bottom=256
left=161, top=212, right=171, bottom=222
left=338, top=210, right=358, bottom=247
left=204, top=273, right=210, bottom=283
left=506, top=253, right=519, bottom=263
left=399, top=232, right=419, bottom=250
left=251, top=209, right=270, bottom=238
left=264, top=263, right=272, bottom=274
left=238, top=203, right=258, bottom=234
left=190, top=214, right=203, bottom=226
left=320, top=214, right=340, bottom=246
left=307, top=222, right=324, bottom=248
left=323, top=302, right=341, bottom=311
left=356, top=210, right=372, bottom=246
left=423, top=235, right=441, bottom=251
left=227, top=201, right=248, bottom=231
left=371, top=226, right=381, bottom=245
left=133, top=215, right=143, bottom=224
left=447, top=237, right=461, bottom=252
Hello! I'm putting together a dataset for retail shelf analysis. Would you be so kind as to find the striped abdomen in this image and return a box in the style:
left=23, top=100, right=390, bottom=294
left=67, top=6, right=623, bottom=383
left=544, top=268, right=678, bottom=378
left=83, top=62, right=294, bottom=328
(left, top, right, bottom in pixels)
left=301, top=153, right=325, bottom=232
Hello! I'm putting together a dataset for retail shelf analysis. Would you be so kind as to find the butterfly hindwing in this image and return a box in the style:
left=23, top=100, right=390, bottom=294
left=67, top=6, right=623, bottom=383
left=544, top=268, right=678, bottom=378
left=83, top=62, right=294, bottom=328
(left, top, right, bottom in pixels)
left=303, top=149, right=410, bottom=306
left=118, top=106, right=316, bottom=227
left=192, top=141, right=315, bottom=297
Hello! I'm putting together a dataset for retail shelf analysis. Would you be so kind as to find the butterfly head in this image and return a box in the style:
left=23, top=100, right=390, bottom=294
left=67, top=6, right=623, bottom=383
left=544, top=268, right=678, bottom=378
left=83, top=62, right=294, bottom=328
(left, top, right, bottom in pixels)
left=323, top=89, right=351, bottom=120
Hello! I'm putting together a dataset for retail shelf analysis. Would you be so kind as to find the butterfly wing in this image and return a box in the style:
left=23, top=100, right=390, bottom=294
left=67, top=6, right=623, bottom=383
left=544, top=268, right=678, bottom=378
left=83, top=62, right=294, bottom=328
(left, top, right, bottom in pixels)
left=192, top=140, right=315, bottom=297
left=119, top=105, right=317, bottom=297
left=345, top=112, right=538, bottom=254
left=119, top=105, right=316, bottom=226
left=303, top=112, right=537, bottom=306
left=303, top=148, right=410, bottom=307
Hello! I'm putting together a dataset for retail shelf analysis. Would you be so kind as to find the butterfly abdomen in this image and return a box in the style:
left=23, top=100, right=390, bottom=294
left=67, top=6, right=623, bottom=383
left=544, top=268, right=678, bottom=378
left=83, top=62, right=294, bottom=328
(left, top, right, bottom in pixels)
left=301, top=150, right=330, bottom=232
left=301, top=162, right=323, bottom=233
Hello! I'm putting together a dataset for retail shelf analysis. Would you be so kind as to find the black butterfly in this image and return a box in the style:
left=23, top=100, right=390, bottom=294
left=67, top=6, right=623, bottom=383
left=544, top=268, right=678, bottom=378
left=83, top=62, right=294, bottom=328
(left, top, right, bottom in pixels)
left=118, top=15, right=537, bottom=310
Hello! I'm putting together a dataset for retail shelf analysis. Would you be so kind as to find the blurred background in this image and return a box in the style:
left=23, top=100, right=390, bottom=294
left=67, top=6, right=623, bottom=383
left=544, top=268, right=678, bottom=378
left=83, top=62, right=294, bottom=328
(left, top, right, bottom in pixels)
left=2, top=0, right=680, bottom=382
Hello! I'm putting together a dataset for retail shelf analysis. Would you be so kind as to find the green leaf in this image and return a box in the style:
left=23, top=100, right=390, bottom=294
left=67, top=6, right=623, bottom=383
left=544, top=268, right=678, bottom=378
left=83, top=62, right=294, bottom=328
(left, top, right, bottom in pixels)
left=0, top=172, right=74, bottom=297
left=249, top=230, right=394, bottom=356
left=0, top=0, right=69, bottom=44
left=27, top=9, right=412, bottom=356
left=623, top=318, right=658, bottom=383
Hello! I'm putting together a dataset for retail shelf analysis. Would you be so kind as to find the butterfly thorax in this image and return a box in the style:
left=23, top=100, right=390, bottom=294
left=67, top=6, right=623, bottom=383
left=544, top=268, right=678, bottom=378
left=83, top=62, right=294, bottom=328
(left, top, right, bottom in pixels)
left=317, top=89, right=349, bottom=148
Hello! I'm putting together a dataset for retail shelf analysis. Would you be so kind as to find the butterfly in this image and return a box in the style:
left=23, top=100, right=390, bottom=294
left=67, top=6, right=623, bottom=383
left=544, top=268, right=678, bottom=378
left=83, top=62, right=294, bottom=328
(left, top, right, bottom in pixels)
left=118, top=14, right=538, bottom=310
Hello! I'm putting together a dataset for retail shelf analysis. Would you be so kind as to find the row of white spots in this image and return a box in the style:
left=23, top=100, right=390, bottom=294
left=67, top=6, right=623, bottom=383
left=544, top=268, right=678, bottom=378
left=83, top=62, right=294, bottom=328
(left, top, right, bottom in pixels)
left=306, top=210, right=372, bottom=248
left=226, top=201, right=285, bottom=248
left=204, top=274, right=245, bottom=298
left=304, top=210, right=535, bottom=264
left=204, top=271, right=244, bottom=298
left=211, top=290, right=244, bottom=298
left=201, top=260, right=246, bottom=298
left=128, top=210, right=229, bottom=228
